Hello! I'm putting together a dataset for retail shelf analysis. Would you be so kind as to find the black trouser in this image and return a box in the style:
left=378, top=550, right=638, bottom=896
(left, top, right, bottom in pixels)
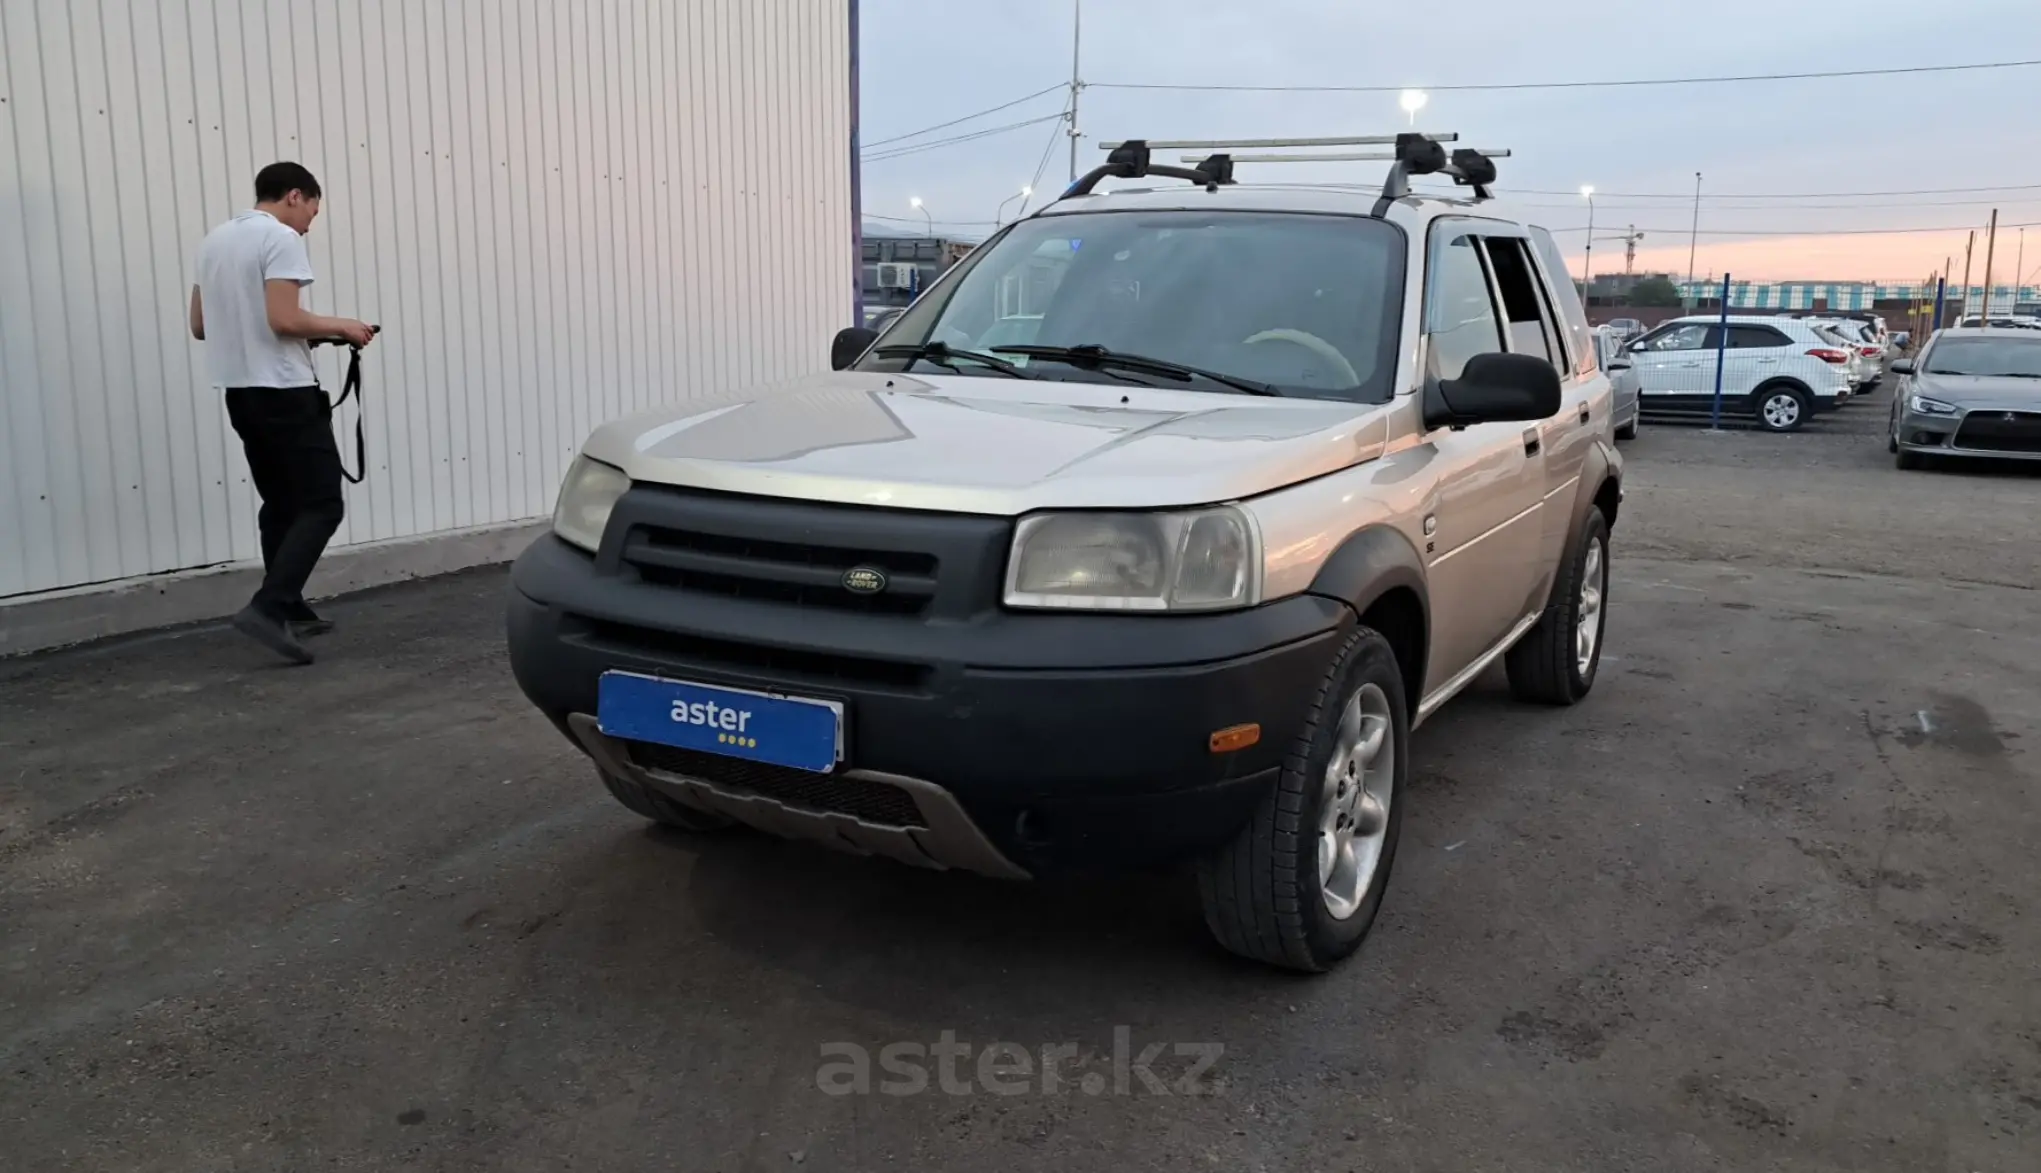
left=224, top=386, right=345, bottom=620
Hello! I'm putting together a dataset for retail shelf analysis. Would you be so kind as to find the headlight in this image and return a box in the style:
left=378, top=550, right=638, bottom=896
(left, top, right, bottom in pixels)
left=1908, top=394, right=1959, bottom=415
left=552, top=455, right=630, bottom=552
left=1003, top=508, right=1261, bottom=612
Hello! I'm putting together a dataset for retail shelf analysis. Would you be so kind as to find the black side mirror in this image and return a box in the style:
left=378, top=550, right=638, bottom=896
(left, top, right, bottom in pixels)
left=1889, top=358, right=1915, bottom=375
left=831, top=326, right=879, bottom=371
left=1426, top=352, right=1563, bottom=430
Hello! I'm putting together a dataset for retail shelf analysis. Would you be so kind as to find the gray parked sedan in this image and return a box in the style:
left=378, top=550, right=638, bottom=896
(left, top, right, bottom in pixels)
left=1594, top=326, right=1642, bottom=440
left=1888, top=328, right=2041, bottom=469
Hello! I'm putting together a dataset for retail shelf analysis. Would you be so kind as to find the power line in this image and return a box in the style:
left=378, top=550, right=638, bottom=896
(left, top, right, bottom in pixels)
left=1494, top=195, right=2041, bottom=213
left=862, top=113, right=1069, bottom=163
left=1543, top=220, right=2041, bottom=237
left=865, top=212, right=998, bottom=226
left=862, top=84, right=1066, bottom=149
left=1018, top=107, right=1072, bottom=220
left=1088, top=57, right=2041, bottom=95
left=1506, top=182, right=2041, bottom=200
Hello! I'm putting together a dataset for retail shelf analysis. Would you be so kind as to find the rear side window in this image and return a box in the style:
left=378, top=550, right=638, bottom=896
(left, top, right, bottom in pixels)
left=1424, top=232, right=1505, bottom=381
left=1526, top=226, right=1597, bottom=376
left=1729, top=325, right=1791, bottom=348
left=1481, top=236, right=1564, bottom=370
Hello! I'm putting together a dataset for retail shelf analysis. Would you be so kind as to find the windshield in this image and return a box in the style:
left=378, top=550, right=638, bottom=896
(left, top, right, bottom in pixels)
left=859, top=210, right=1407, bottom=402
left=1923, top=336, right=2041, bottom=377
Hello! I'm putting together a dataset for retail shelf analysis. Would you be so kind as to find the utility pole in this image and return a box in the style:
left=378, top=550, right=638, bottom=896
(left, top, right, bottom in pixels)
left=1685, top=172, right=1702, bottom=310
left=1066, top=0, right=1083, bottom=183
left=1979, top=208, right=2000, bottom=320
left=1961, top=230, right=1976, bottom=319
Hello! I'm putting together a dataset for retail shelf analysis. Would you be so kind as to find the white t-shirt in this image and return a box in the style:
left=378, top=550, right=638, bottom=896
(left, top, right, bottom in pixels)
left=195, top=209, right=317, bottom=388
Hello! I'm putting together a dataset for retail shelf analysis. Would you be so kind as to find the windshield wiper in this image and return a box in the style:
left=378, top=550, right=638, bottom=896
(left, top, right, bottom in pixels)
left=874, top=341, right=1030, bottom=378
left=991, top=344, right=1282, bottom=397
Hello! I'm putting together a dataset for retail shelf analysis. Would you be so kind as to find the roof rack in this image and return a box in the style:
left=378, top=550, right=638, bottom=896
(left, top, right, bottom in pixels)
left=1074, top=133, right=1510, bottom=204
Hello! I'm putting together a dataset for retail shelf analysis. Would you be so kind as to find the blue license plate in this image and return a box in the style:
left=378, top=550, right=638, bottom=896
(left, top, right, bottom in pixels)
left=596, top=671, right=844, bottom=773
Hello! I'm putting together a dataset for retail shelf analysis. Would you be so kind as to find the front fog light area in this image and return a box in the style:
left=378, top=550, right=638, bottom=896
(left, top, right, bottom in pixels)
left=1004, top=508, right=1260, bottom=612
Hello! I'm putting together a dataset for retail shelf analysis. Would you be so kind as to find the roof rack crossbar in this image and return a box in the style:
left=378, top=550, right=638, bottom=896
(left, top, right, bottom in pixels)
left=1100, top=133, right=1459, bottom=151
left=1177, top=148, right=1510, bottom=164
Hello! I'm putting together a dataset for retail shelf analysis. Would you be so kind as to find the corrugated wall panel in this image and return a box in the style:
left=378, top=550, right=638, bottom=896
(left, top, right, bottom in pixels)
left=0, top=0, right=852, bottom=599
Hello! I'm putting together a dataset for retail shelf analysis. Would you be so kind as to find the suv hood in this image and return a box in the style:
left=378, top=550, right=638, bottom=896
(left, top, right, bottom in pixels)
left=580, top=371, right=1393, bottom=515
left=1912, top=373, right=2041, bottom=411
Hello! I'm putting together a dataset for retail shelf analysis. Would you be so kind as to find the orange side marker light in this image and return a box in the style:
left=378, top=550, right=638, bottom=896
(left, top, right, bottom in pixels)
left=1208, top=723, right=1261, bottom=754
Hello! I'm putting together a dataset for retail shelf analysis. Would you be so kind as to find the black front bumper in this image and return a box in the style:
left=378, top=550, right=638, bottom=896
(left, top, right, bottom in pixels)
left=507, top=521, right=1352, bottom=875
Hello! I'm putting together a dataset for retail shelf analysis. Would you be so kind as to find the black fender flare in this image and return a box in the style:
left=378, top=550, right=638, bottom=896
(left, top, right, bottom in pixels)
left=1304, top=524, right=1429, bottom=634
left=1303, top=525, right=1430, bottom=713
left=1549, top=438, right=1624, bottom=610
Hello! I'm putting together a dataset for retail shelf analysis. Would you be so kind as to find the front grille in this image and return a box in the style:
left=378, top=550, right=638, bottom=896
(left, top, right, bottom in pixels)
left=1954, top=411, right=2041, bottom=453
left=626, top=740, right=926, bottom=828
left=569, top=617, right=931, bottom=692
left=623, top=526, right=940, bottom=617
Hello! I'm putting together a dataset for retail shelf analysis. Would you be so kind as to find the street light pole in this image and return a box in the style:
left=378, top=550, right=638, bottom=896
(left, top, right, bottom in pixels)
left=909, top=197, right=933, bottom=237
left=1685, top=172, right=1701, bottom=310
left=1580, top=187, right=1597, bottom=302
left=995, top=185, right=1033, bottom=225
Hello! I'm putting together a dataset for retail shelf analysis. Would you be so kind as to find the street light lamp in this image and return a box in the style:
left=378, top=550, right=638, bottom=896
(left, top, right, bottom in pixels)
left=996, top=185, right=1034, bottom=225
left=1398, top=89, right=1428, bottom=127
left=1580, top=185, right=1597, bottom=296
left=909, top=196, right=933, bottom=236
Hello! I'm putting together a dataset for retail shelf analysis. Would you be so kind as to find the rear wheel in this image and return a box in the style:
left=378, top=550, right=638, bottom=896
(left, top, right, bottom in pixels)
left=1614, top=410, right=1639, bottom=441
left=1753, top=385, right=1810, bottom=433
left=599, top=767, right=735, bottom=832
left=1196, top=628, right=1408, bottom=973
left=1506, top=509, right=1610, bottom=706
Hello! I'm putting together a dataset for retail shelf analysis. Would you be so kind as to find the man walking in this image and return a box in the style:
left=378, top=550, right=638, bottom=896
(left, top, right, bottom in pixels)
left=189, top=162, right=375, bottom=665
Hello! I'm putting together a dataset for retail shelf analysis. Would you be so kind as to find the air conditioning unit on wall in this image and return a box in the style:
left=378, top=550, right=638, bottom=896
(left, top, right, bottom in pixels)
left=876, top=262, right=917, bottom=290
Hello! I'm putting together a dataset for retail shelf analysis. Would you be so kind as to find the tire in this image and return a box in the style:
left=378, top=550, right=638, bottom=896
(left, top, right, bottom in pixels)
left=1753, top=384, right=1810, bottom=433
left=1895, top=447, right=1925, bottom=471
left=1614, top=416, right=1638, bottom=441
left=1196, top=627, right=1409, bottom=973
left=1506, top=508, right=1610, bottom=706
left=599, top=767, right=735, bottom=832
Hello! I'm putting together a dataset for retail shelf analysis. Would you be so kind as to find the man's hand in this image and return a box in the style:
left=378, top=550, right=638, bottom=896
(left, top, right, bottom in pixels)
left=335, top=319, right=377, bottom=347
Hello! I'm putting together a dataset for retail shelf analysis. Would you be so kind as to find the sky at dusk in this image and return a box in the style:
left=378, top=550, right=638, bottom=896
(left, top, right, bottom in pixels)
left=856, top=0, right=2040, bottom=285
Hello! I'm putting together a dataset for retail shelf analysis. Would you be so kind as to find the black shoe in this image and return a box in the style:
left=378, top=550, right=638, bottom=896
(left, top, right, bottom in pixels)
left=286, top=602, right=334, bottom=638
left=232, top=606, right=315, bottom=665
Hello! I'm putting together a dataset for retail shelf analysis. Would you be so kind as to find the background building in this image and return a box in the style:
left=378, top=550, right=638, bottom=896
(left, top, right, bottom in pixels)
left=1, top=0, right=857, bottom=617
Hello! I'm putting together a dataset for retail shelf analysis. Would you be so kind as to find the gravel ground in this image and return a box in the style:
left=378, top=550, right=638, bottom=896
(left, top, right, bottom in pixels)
left=4, top=377, right=2038, bottom=1172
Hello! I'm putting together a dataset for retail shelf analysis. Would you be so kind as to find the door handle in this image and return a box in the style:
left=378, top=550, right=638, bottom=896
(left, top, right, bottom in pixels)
left=1522, top=429, right=1541, bottom=457
left=1578, top=402, right=1591, bottom=424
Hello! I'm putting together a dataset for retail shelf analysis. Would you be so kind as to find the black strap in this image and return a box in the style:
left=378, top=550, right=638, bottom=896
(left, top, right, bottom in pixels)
left=330, top=344, right=366, bottom=484
left=311, top=327, right=377, bottom=484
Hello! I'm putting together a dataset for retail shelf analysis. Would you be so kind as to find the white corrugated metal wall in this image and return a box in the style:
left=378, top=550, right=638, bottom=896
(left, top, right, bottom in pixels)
left=0, top=0, right=853, bottom=599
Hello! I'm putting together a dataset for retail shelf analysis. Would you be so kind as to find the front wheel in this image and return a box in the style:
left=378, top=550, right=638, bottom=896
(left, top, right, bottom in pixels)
left=1196, top=628, right=1409, bottom=973
left=1754, top=385, right=1810, bottom=433
left=1506, top=509, right=1610, bottom=706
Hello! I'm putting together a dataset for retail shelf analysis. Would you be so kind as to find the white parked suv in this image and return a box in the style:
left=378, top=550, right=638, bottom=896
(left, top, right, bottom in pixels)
left=506, top=133, right=1624, bottom=972
left=1617, top=314, right=1851, bottom=431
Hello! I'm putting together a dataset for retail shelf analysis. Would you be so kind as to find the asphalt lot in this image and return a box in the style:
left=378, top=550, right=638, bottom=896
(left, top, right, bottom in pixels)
left=4, top=375, right=2039, bottom=1172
